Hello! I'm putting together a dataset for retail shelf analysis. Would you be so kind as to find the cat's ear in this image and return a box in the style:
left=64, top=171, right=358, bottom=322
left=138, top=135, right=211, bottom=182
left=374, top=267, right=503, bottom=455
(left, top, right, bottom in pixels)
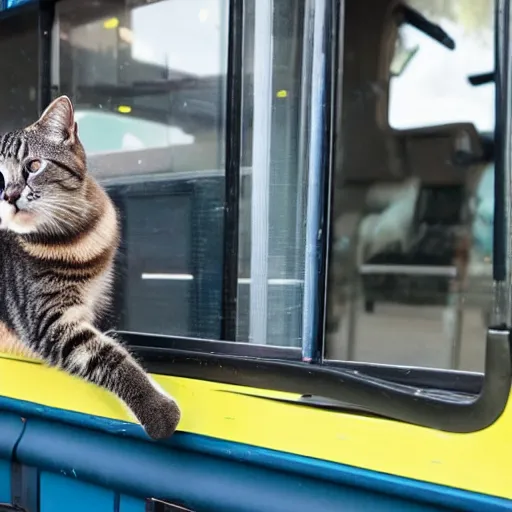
left=31, top=96, right=76, bottom=143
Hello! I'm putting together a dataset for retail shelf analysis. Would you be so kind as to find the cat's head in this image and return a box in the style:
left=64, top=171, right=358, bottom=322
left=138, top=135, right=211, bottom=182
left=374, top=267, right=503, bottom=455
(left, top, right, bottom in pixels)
left=0, top=96, right=90, bottom=238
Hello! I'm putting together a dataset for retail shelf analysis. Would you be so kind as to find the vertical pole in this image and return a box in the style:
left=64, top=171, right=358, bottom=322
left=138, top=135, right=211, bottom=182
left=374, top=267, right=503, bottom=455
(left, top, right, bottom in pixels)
left=248, top=0, right=273, bottom=344
left=221, top=0, right=244, bottom=340
left=38, top=0, right=55, bottom=113
left=302, top=0, right=334, bottom=361
left=493, top=0, right=512, bottom=327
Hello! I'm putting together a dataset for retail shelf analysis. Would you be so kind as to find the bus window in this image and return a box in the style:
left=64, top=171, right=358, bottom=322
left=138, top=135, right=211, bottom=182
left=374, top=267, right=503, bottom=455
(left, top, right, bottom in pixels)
left=53, top=0, right=228, bottom=339
left=52, top=0, right=309, bottom=347
left=55, top=0, right=226, bottom=159
left=236, top=0, right=307, bottom=346
left=6, top=0, right=507, bottom=439
left=326, top=0, right=494, bottom=372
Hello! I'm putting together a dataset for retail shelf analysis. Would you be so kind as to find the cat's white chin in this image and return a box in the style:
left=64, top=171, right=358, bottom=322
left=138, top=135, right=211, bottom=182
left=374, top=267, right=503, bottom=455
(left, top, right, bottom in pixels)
left=0, top=202, right=38, bottom=234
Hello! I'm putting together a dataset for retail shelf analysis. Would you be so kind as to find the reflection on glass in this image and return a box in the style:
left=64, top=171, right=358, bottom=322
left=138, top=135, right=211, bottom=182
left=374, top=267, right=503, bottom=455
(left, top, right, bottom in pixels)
left=327, top=0, right=494, bottom=371
left=54, top=0, right=228, bottom=339
left=54, top=0, right=310, bottom=347
left=389, top=0, right=494, bottom=131
left=236, top=0, right=307, bottom=346
left=6, top=0, right=33, bottom=9
left=0, top=11, right=38, bottom=132
left=57, top=0, right=226, bottom=158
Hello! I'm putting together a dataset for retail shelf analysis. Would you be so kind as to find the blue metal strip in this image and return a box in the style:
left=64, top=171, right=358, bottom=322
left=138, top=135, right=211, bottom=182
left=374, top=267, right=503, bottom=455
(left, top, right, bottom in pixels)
left=173, top=433, right=512, bottom=512
left=302, top=0, right=329, bottom=362
left=16, top=418, right=449, bottom=512
left=0, top=396, right=509, bottom=511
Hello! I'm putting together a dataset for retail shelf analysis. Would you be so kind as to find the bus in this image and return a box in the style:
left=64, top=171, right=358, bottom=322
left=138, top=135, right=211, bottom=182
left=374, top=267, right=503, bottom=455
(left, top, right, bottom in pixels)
left=0, top=0, right=509, bottom=510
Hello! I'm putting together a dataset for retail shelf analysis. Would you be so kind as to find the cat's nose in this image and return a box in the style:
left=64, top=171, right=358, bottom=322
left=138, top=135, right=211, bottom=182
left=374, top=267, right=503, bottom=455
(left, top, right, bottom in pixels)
left=2, top=188, right=21, bottom=204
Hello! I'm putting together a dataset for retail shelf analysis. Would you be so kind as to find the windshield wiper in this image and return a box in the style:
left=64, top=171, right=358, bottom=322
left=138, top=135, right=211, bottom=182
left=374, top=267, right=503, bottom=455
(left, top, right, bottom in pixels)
left=395, top=4, right=456, bottom=50
left=468, top=71, right=495, bottom=86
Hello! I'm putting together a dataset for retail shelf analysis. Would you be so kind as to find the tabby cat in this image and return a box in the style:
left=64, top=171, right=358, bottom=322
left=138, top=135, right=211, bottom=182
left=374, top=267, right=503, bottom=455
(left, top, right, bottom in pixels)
left=0, top=96, right=181, bottom=440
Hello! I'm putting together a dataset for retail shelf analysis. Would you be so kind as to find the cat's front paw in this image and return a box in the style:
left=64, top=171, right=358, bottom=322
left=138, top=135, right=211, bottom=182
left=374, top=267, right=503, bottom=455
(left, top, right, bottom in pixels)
left=139, top=394, right=181, bottom=440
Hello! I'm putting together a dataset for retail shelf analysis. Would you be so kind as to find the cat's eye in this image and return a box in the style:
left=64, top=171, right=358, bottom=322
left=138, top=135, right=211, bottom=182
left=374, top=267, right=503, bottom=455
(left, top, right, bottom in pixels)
left=26, top=159, right=42, bottom=173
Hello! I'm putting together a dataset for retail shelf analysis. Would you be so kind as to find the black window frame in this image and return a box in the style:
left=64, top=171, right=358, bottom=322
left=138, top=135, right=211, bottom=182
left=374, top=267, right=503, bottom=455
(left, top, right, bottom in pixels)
left=3, top=0, right=512, bottom=433
left=0, top=0, right=53, bottom=130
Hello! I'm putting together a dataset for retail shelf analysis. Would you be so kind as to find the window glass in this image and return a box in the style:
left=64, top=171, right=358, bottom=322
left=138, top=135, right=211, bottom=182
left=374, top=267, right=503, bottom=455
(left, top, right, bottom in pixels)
left=0, top=10, right=39, bottom=132
left=326, top=0, right=494, bottom=372
left=389, top=0, right=494, bottom=131
left=54, top=0, right=227, bottom=339
left=236, top=0, right=307, bottom=346
left=54, top=0, right=309, bottom=346
left=56, top=0, right=226, bottom=158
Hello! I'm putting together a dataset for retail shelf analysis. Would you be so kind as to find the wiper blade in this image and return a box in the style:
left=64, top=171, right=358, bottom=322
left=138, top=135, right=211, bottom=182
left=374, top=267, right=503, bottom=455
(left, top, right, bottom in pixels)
left=395, top=4, right=455, bottom=50
left=468, top=71, right=495, bottom=86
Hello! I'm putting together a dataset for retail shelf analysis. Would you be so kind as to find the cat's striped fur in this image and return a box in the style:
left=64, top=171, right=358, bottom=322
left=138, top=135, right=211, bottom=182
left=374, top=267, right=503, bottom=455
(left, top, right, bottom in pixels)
left=0, top=96, right=181, bottom=440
